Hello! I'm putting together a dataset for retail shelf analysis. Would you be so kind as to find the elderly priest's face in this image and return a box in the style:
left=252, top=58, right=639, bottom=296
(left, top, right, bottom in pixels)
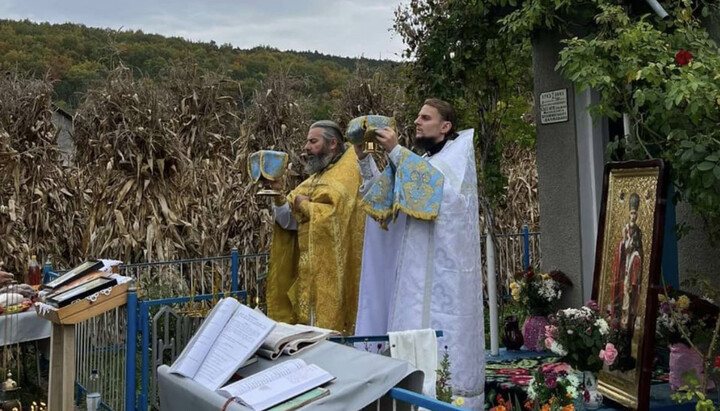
left=304, top=127, right=336, bottom=174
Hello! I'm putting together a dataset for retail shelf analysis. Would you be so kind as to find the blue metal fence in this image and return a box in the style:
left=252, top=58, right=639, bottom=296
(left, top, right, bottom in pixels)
left=484, top=224, right=541, bottom=298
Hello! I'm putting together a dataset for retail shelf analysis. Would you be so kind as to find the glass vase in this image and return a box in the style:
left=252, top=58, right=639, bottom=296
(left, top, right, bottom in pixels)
left=582, top=371, right=603, bottom=410
left=502, top=316, right=524, bottom=350
left=521, top=315, right=548, bottom=351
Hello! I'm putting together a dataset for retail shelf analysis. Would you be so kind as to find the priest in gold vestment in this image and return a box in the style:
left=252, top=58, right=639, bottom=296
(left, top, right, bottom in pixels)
left=266, top=120, right=365, bottom=333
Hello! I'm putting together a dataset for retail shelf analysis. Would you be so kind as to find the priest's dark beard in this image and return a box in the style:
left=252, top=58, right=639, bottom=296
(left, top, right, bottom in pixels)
left=415, top=137, right=438, bottom=151
left=304, top=150, right=334, bottom=174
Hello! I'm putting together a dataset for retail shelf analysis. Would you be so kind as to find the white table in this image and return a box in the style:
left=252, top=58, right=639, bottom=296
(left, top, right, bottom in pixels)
left=0, top=311, right=51, bottom=346
left=158, top=341, right=423, bottom=411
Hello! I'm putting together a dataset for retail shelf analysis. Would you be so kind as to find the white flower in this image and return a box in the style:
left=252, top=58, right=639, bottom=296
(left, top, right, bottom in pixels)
left=562, top=308, right=581, bottom=318
left=550, top=341, right=568, bottom=356
left=527, top=377, right=537, bottom=399
left=567, top=329, right=574, bottom=334
left=594, top=318, right=609, bottom=335
left=566, top=384, right=578, bottom=399
left=566, top=373, right=580, bottom=387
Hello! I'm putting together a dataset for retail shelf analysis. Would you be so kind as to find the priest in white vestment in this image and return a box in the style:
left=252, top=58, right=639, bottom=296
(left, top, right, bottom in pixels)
left=354, top=99, right=485, bottom=408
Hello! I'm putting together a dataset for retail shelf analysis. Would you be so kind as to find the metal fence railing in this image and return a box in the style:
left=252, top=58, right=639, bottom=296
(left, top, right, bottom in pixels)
left=44, top=248, right=261, bottom=411
left=482, top=224, right=542, bottom=298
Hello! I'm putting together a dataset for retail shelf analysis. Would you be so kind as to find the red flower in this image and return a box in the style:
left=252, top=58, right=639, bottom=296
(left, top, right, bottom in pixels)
left=713, top=355, right=720, bottom=368
left=675, top=49, right=693, bottom=66
left=523, top=267, right=535, bottom=280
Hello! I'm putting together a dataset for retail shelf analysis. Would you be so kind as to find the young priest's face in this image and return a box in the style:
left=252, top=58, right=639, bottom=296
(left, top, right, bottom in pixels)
left=414, top=104, right=451, bottom=145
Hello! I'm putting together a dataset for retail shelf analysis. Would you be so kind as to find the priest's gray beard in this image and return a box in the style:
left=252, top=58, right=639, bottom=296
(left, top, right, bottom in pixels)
left=304, top=147, right=334, bottom=174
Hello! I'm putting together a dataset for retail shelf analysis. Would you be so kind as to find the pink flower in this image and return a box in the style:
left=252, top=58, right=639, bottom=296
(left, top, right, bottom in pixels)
left=545, top=374, right=558, bottom=389
left=544, top=337, right=555, bottom=349
left=551, top=362, right=572, bottom=374
left=599, top=343, right=618, bottom=366
left=586, top=300, right=599, bottom=311
left=541, top=362, right=571, bottom=375
left=544, top=325, right=558, bottom=338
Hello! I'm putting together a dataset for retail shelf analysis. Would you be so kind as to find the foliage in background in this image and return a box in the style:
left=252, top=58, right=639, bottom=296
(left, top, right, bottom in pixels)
left=393, top=0, right=536, bottom=226
left=493, top=0, right=720, bottom=242
left=0, top=19, right=393, bottom=116
left=557, top=1, right=720, bottom=243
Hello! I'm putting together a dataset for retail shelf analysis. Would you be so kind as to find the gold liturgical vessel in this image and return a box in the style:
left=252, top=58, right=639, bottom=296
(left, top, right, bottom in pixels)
left=347, top=115, right=396, bottom=153
left=248, top=150, right=289, bottom=197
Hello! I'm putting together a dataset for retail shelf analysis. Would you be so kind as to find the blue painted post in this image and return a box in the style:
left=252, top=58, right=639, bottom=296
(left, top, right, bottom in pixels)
left=139, top=302, right=151, bottom=411
left=230, top=247, right=239, bottom=292
left=125, top=285, right=138, bottom=411
left=522, top=224, right=530, bottom=270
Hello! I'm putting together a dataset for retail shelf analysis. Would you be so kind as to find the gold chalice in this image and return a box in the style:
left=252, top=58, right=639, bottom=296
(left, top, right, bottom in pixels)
left=347, top=115, right=397, bottom=153
left=248, top=150, right=289, bottom=197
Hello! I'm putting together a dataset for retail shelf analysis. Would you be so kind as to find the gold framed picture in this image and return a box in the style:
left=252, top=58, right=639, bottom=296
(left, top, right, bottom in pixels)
left=592, top=159, right=668, bottom=410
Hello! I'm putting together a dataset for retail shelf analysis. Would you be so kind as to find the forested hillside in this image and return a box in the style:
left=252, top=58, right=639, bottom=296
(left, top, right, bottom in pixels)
left=0, top=19, right=394, bottom=112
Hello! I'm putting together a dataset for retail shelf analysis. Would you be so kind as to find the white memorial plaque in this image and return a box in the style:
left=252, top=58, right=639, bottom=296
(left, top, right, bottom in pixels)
left=540, top=89, right=568, bottom=125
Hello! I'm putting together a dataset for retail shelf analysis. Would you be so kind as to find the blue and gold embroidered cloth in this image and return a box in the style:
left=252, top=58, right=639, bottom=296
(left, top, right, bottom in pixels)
left=248, top=150, right=288, bottom=182
left=363, top=147, right=443, bottom=227
left=346, top=115, right=396, bottom=146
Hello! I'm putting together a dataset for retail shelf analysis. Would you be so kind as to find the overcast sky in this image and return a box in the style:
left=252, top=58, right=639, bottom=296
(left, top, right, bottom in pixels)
left=1, top=0, right=407, bottom=60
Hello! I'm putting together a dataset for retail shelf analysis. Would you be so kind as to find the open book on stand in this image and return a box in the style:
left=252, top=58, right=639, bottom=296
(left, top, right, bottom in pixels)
left=169, top=297, right=275, bottom=391
left=218, top=358, right=334, bottom=411
left=258, top=323, right=341, bottom=360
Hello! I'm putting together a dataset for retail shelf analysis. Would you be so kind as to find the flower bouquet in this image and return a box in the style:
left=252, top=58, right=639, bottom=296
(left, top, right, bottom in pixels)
left=525, top=362, right=580, bottom=411
left=510, top=268, right=572, bottom=351
left=510, top=268, right=571, bottom=317
left=656, top=287, right=719, bottom=390
left=656, top=287, right=717, bottom=349
left=543, top=301, right=615, bottom=373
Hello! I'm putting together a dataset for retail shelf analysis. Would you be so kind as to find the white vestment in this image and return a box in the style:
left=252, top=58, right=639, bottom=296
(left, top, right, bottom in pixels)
left=355, top=129, right=485, bottom=408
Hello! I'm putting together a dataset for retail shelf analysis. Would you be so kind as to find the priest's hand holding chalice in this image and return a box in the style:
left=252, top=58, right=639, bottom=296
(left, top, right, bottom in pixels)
left=248, top=150, right=289, bottom=197
left=347, top=115, right=396, bottom=156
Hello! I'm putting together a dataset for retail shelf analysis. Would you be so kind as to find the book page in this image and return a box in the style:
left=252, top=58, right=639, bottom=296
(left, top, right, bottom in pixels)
left=239, top=364, right=334, bottom=411
left=193, top=303, right=276, bottom=391
left=219, top=359, right=307, bottom=397
left=282, top=325, right=341, bottom=355
left=169, top=297, right=239, bottom=378
left=261, top=323, right=314, bottom=352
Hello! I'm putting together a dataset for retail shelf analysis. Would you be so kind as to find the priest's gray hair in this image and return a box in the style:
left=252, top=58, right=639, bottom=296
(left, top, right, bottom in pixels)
left=310, top=120, right=346, bottom=154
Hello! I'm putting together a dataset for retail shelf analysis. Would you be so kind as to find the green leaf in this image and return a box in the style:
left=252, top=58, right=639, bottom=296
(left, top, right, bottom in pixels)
left=697, top=162, right=715, bottom=172
left=702, top=172, right=715, bottom=189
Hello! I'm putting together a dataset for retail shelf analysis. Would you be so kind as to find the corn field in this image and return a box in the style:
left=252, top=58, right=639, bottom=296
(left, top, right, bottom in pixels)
left=0, top=65, right=538, bottom=297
